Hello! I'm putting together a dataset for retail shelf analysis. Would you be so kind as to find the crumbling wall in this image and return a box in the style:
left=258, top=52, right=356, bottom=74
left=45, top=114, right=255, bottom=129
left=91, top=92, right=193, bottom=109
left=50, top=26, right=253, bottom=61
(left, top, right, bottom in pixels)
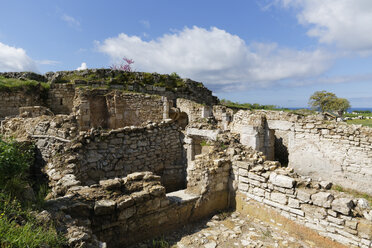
left=47, top=83, right=75, bottom=114
left=66, top=121, right=185, bottom=192
left=0, top=91, right=43, bottom=118
left=232, top=157, right=372, bottom=248
left=177, top=98, right=213, bottom=123
left=73, top=89, right=165, bottom=130
left=229, top=110, right=372, bottom=194
left=230, top=110, right=274, bottom=160
left=105, top=91, right=164, bottom=128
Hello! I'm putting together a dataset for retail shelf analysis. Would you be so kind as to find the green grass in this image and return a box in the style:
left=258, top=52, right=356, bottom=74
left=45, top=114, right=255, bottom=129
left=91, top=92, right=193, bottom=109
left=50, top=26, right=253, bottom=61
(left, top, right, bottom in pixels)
left=59, top=71, right=186, bottom=92
left=152, top=237, right=170, bottom=248
left=0, top=194, right=66, bottom=248
left=0, top=137, right=66, bottom=247
left=220, top=99, right=316, bottom=115
left=332, top=184, right=372, bottom=206
left=0, top=76, right=49, bottom=93
left=346, top=119, right=372, bottom=127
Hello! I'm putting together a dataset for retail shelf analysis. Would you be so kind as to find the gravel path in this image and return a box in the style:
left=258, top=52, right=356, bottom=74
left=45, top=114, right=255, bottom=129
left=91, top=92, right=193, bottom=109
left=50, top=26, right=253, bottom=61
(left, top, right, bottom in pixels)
left=136, top=211, right=319, bottom=248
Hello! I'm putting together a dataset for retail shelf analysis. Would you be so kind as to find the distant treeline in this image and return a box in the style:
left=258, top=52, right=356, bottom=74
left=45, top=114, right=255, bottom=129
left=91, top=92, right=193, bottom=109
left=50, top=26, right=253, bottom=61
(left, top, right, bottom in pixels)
left=352, top=110, right=371, bottom=113
left=220, top=99, right=282, bottom=110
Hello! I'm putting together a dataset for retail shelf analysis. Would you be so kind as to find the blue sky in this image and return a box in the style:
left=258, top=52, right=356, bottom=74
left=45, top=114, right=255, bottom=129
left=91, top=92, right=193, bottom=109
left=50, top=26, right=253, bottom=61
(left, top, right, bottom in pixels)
left=1, top=0, right=372, bottom=108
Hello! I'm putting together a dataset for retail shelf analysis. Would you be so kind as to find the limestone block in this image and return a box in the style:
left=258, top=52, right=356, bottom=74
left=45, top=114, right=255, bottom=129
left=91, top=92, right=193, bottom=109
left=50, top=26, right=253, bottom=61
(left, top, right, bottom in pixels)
left=253, top=187, right=265, bottom=197
left=345, top=220, right=358, bottom=230
left=331, top=198, right=354, bottom=215
left=248, top=172, right=267, bottom=182
left=117, top=197, right=134, bottom=210
left=270, top=192, right=287, bottom=205
left=118, top=206, right=136, bottom=220
left=288, top=198, right=300, bottom=209
left=327, top=216, right=345, bottom=225
left=99, top=178, right=122, bottom=190
left=269, top=173, right=295, bottom=189
left=302, top=204, right=328, bottom=219
left=94, top=200, right=116, bottom=215
left=311, top=192, right=334, bottom=208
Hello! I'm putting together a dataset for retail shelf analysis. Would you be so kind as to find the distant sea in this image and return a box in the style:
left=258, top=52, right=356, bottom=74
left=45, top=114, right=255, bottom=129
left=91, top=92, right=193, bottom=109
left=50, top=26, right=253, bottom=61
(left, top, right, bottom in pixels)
left=286, top=107, right=372, bottom=113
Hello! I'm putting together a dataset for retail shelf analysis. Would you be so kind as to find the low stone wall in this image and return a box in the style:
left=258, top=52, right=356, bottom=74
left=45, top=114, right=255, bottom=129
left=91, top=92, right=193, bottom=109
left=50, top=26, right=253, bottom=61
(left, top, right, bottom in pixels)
left=229, top=110, right=372, bottom=194
left=61, top=121, right=186, bottom=192
left=0, top=91, right=43, bottom=118
left=46, top=162, right=230, bottom=248
left=232, top=158, right=372, bottom=248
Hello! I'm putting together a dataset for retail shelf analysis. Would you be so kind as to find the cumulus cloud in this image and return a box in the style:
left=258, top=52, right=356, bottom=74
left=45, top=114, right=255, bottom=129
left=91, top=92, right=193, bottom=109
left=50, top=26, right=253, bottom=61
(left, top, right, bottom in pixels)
left=0, top=42, right=38, bottom=72
left=276, top=0, right=372, bottom=53
left=97, top=26, right=332, bottom=90
left=76, top=62, right=87, bottom=71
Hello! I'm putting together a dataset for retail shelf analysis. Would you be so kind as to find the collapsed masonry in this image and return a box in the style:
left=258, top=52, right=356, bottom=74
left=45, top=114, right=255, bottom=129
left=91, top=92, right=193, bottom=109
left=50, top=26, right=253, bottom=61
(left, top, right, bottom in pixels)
left=0, top=70, right=371, bottom=248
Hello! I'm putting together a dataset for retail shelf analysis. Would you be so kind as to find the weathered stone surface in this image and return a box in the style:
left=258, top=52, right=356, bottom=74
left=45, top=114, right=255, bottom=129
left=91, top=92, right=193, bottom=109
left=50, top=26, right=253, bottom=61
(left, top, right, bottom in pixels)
left=311, top=192, right=334, bottom=208
left=270, top=192, right=287, bottom=205
left=99, top=178, right=121, bottom=190
left=331, top=198, right=354, bottom=215
left=296, top=188, right=313, bottom=203
left=269, top=173, right=295, bottom=189
left=118, top=206, right=136, bottom=220
left=94, top=200, right=116, bottom=215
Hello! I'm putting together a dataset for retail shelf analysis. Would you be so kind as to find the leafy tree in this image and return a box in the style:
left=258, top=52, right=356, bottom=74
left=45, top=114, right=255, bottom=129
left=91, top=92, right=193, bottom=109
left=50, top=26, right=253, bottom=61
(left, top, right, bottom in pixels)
left=308, top=90, right=350, bottom=115
left=330, top=98, right=351, bottom=116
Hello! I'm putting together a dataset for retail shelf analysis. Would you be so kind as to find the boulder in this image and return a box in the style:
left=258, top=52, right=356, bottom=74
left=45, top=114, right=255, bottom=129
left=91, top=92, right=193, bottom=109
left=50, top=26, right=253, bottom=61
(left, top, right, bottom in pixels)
left=331, top=198, right=354, bottom=215
left=311, top=192, right=334, bottom=208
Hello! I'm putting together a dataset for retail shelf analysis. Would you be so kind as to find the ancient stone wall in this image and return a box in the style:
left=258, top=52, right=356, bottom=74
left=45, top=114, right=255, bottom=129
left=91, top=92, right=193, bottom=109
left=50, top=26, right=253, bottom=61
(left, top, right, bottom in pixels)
left=232, top=157, right=372, bottom=248
left=229, top=110, right=372, bottom=194
left=73, top=89, right=165, bottom=130
left=47, top=83, right=75, bottom=114
left=68, top=121, right=185, bottom=192
left=0, top=91, right=43, bottom=118
left=177, top=98, right=213, bottom=123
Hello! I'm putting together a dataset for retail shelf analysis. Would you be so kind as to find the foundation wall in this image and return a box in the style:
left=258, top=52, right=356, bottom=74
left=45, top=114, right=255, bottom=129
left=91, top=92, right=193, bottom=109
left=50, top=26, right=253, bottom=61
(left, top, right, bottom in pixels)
left=232, top=158, right=372, bottom=248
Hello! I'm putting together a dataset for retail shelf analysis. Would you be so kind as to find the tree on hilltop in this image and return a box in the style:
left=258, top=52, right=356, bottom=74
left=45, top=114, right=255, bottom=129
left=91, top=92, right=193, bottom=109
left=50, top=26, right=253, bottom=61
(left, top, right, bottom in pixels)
left=308, top=90, right=350, bottom=116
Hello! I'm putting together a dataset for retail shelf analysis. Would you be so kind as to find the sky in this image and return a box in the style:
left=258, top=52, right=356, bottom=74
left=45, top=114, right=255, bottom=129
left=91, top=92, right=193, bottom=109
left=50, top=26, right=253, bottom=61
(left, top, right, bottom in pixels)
left=0, top=0, right=372, bottom=108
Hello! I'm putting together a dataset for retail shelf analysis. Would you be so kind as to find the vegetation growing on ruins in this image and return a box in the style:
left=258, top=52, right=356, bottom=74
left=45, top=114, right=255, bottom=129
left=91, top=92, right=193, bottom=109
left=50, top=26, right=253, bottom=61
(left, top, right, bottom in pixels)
left=58, top=70, right=187, bottom=92
left=0, top=137, right=66, bottom=247
left=0, top=76, right=50, bottom=94
left=332, top=184, right=372, bottom=206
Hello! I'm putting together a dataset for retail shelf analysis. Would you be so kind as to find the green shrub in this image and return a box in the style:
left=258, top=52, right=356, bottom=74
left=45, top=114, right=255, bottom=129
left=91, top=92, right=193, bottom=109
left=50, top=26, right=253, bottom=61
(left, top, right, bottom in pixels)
left=0, top=138, right=34, bottom=198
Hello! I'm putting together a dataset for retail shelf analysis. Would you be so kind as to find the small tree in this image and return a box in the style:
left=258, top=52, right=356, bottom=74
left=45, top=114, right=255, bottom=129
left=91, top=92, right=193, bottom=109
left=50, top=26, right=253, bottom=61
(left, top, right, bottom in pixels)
left=308, top=90, right=350, bottom=116
left=110, top=57, right=134, bottom=72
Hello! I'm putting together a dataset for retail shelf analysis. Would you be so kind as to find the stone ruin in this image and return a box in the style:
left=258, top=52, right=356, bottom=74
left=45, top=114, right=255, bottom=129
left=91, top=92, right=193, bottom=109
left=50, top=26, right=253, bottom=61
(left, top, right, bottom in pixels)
left=0, top=70, right=371, bottom=247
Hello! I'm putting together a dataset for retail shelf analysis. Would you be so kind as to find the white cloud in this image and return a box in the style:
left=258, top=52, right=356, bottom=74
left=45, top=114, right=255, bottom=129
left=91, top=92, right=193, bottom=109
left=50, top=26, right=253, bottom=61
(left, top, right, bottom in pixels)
left=76, top=62, right=87, bottom=71
left=97, top=26, right=332, bottom=90
left=62, top=14, right=81, bottom=29
left=0, top=42, right=38, bottom=72
left=276, top=0, right=372, bottom=53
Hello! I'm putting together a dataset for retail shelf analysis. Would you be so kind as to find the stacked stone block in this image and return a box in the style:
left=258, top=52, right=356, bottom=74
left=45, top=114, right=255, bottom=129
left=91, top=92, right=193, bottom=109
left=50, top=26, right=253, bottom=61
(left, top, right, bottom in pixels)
left=234, top=158, right=372, bottom=248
